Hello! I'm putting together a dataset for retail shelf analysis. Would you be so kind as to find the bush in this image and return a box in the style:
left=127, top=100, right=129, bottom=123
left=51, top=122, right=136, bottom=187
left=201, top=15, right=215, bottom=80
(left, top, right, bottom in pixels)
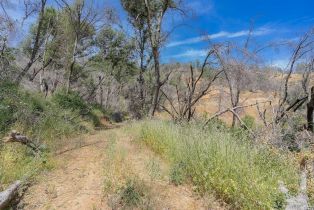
left=204, top=117, right=227, bottom=131
left=0, top=83, right=97, bottom=187
left=242, top=115, right=255, bottom=129
left=119, top=179, right=147, bottom=207
left=52, top=90, right=103, bottom=127
left=170, top=161, right=186, bottom=186
left=52, top=90, right=88, bottom=113
left=132, top=120, right=299, bottom=209
left=281, top=114, right=307, bottom=152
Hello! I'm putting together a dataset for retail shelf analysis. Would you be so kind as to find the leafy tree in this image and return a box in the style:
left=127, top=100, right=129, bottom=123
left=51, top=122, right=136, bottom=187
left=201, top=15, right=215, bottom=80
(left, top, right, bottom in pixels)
left=121, top=0, right=152, bottom=114
left=122, top=0, right=181, bottom=116
left=95, top=26, right=136, bottom=84
left=55, top=0, right=98, bottom=93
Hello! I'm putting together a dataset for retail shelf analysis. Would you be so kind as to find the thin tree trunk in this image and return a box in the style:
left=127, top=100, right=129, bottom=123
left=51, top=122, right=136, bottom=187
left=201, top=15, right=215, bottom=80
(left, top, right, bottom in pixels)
left=149, top=47, right=161, bottom=117
left=307, top=86, right=314, bottom=132
left=15, top=0, right=46, bottom=84
left=66, top=35, right=78, bottom=94
left=139, top=52, right=145, bottom=111
left=39, top=33, right=49, bottom=96
left=100, top=82, right=103, bottom=107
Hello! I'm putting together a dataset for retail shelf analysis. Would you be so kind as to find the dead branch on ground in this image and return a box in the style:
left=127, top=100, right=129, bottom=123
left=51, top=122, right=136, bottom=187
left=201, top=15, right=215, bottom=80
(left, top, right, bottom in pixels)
left=0, top=181, right=21, bottom=210
left=4, top=131, right=41, bottom=153
left=203, top=100, right=271, bottom=136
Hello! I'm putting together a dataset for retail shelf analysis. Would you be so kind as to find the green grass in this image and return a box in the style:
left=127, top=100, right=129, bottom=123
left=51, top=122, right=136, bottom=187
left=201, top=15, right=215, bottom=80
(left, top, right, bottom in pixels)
left=128, top=120, right=299, bottom=209
left=0, top=82, right=106, bottom=188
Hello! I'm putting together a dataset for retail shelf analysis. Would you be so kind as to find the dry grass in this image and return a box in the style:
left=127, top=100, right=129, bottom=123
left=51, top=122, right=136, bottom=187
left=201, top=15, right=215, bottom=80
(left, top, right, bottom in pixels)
left=129, top=120, right=300, bottom=209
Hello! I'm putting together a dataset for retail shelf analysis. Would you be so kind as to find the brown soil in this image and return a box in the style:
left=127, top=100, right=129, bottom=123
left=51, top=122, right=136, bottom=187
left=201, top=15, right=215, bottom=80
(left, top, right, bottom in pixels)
left=21, top=131, right=109, bottom=209
left=20, top=127, right=225, bottom=210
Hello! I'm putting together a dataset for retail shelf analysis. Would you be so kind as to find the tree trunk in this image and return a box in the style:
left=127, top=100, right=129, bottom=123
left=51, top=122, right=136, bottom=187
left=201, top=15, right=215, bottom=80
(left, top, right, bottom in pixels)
left=307, top=86, right=314, bottom=132
left=15, top=0, right=46, bottom=84
left=149, top=47, right=161, bottom=117
left=66, top=35, right=78, bottom=94
left=231, top=91, right=240, bottom=128
left=39, top=29, right=50, bottom=96
left=139, top=59, right=145, bottom=111
left=100, top=82, right=104, bottom=107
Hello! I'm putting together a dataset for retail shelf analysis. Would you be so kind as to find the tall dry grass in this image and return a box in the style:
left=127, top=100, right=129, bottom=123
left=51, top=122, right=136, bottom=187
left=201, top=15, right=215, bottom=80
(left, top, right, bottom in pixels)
left=128, top=120, right=299, bottom=209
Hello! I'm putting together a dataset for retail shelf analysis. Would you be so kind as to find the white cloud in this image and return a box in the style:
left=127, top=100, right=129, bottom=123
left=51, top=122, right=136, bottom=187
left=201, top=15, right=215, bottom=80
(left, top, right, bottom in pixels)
left=172, top=49, right=208, bottom=58
left=269, top=59, right=290, bottom=69
left=167, top=27, right=272, bottom=48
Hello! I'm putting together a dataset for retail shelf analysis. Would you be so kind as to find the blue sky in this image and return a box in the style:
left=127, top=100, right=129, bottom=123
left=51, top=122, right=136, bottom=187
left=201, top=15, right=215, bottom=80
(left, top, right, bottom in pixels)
left=160, top=0, right=314, bottom=67
left=5, top=0, right=314, bottom=68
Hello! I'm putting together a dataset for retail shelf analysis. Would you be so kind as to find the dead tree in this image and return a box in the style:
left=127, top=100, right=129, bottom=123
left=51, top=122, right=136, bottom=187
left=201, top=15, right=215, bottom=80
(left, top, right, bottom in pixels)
left=160, top=46, right=223, bottom=121
left=271, top=29, right=314, bottom=133
left=215, top=34, right=258, bottom=127
left=15, top=0, right=48, bottom=83
left=203, top=100, right=271, bottom=136
left=307, top=87, right=314, bottom=132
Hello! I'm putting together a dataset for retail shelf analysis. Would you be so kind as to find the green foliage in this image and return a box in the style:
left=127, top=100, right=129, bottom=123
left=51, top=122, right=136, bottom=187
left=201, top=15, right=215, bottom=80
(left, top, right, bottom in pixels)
left=95, top=26, right=137, bottom=84
left=52, top=90, right=88, bottom=112
left=204, top=117, right=227, bottom=131
left=169, top=161, right=186, bottom=186
left=281, top=114, right=307, bottom=152
left=0, top=144, right=53, bottom=189
left=52, top=89, right=103, bottom=127
left=0, top=82, right=46, bottom=134
left=119, top=179, right=147, bottom=207
left=22, top=7, right=58, bottom=56
left=131, top=120, right=299, bottom=209
left=242, top=115, right=255, bottom=129
left=0, top=83, right=101, bottom=187
left=121, top=0, right=176, bottom=21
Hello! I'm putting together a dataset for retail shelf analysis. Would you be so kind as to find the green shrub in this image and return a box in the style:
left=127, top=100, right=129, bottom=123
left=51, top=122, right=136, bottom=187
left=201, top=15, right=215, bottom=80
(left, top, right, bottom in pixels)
left=110, top=178, right=153, bottom=209
left=0, top=83, right=97, bottom=187
left=52, top=90, right=102, bottom=127
left=170, top=161, right=186, bottom=186
left=242, top=115, right=255, bottom=129
left=120, top=179, right=146, bottom=207
left=0, top=145, right=52, bottom=188
left=132, top=120, right=299, bottom=209
left=204, top=117, right=227, bottom=131
left=52, top=89, right=88, bottom=112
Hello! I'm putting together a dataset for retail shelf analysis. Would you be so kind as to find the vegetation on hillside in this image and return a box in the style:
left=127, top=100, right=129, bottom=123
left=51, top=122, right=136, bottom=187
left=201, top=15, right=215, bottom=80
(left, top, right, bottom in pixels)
left=128, top=120, right=299, bottom=209
left=0, top=82, right=107, bottom=188
left=0, top=0, right=313, bottom=209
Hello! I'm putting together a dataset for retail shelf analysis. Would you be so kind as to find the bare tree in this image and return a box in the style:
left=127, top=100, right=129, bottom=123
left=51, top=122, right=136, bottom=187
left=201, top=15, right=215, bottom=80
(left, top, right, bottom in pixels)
left=214, top=42, right=256, bottom=127
left=160, top=46, right=223, bottom=121
left=274, top=28, right=314, bottom=131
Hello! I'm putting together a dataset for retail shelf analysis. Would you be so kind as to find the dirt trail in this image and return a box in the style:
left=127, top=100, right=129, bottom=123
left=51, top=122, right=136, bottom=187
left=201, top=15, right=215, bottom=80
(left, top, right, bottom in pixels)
left=111, top=130, right=216, bottom=210
left=20, top=128, right=223, bottom=210
left=21, top=131, right=109, bottom=210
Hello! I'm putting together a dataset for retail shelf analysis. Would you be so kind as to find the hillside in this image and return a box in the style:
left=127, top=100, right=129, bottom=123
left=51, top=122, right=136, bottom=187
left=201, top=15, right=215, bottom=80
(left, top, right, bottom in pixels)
left=1, top=0, right=314, bottom=209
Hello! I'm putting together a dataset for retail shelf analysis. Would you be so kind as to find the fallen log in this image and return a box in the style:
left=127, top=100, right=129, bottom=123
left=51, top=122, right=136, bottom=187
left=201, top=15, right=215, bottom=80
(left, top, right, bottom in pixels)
left=4, top=131, right=40, bottom=153
left=0, top=181, right=21, bottom=210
